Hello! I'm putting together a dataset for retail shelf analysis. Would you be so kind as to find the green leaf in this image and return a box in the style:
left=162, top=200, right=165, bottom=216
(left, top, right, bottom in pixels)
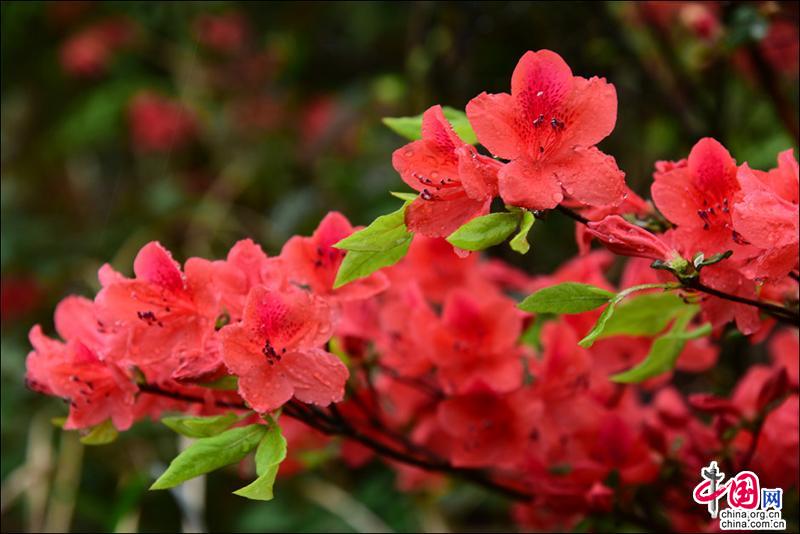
left=333, top=204, right=411, bottom=252
left=333, top=238, right=412, bottom=288
left=199, top=375, right=238, bottom=391
left=382, top=106, right=477, bottom=144
left=611, top=307, right=711, bottom=383
left=518, top=282, right=614, bottom=314
left=233, top=419, right=287, bottom=501
left=446, top=212, right=520, bottom=251
left=162, top=412, right=241, bottom=438
left=80, top=419, right=118, bottom=446
left=150, top=424, right=266, bottom=490
left=593, top=292, right=688, bottom=339
left=579, top=283, right=679, bottom=348
left=389, top=191, right=418, bottom=202
left=332, top=202, right=415, bottom=288
left=509, top=210, right=535, bottom=254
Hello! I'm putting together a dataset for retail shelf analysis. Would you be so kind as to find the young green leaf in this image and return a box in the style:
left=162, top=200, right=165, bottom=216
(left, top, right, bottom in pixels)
left=518, top=282, right=614, bottom=314
left=593, top=292, right=687, bottom=339
left=611, top=307, right=711, bottom=383
left=150, top=424, right=266, bottom=490
left=162, top=412, right=241, bottom=438
left=382, top=106, right=477, bottom=144
left=446, top=212, right=520, bottom=251
left=80, top=419, right=118, bottom=445
left=509, top=210, right=535, bottom=254
left=389, top=191, right=418, bottom=202
left=334, top=237, right=412, bottom=288
left=233, top=419, right=287, bottom=501
left=578, top=283, right=679, bottom=348
left=333, top=204, right=411, bottom=252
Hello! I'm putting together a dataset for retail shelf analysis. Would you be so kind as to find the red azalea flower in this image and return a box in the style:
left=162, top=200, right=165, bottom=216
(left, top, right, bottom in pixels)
left=586, top=214, right=678, bottom=261
left=466, top=50, right=625, bottom=210
left=651, top=137, right=745, bottom=255
left=60, top=17, right=136, bottom=78
left=733, top=150, right=799, bottom=280
left=96, top=242, right=220, bottom=381
left=391, top=105, right=501, bottom=237
left=437, top=389, right=533, bottom=468
left=429, top=288, right=525, bottom=394
left=128, top=92, right=197, bottom=152
left=220, top=284, right=348, bottom=413
left=279, top=211, right=388, bottom=301
left=26, top=326, right=137, bottom=430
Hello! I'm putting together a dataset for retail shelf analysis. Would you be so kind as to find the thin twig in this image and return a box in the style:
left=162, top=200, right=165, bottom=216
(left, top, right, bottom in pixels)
left=138, top=383, right=533, bottom=502
left=554, top=206, right=800, bottom=326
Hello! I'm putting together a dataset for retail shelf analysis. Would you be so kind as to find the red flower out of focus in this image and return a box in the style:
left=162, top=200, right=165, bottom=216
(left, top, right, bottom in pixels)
left=128, top=92, right=197, bottom=152
left=392, top=105, right=502, bottom=237
left=60, top=17, right=136, bottom=78
left=220, top=284, right=348, bottom=413
left=0, top=275, right=43, bottom=323
left=586, top=214, right=679, bottom=262
left=193, top=11, right=249, bottom=55
left=466, top=50, right=625, bottom=210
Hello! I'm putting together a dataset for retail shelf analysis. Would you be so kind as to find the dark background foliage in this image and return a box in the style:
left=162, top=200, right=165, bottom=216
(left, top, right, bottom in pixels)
left=1, top=1, right=797, bottom=532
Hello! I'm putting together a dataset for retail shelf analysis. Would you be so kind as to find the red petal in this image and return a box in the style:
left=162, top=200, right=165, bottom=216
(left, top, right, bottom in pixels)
left=651, top=161, right=698, bottom=227
left=687, top=137, right=738, bottom=200
left=133, top=242, right=184, bottom=291
left=405, top=192, right=490, bottom=238
left=241, top=285, right=333, bottom=351
left=421, top=105, right=463, bottom=152
left=511, top=50, right=572, bottom=127
left=561, top=76, right=617, bottom=148
left=553, top=146, right=625, bottom=207
left=733, top=190, right=798, bottom=248
left=238, top=364, right=293, bottom=413
left=456, top=145, right=501, bottom=199
left=392, top=139, right=459, bottom=193
left=498, top=158, right=563, bottom=210
left=466, top=92, right=522, bottom=160
left=282, top=348, right=348, bottom=406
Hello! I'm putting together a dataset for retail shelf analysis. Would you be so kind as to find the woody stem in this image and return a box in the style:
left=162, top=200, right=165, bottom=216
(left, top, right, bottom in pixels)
left=555, top=206, right=800, bottom=326
left=137, top=383, right=533, bottom=502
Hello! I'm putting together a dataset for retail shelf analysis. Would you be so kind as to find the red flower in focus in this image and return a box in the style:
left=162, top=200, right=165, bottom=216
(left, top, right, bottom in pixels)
left=26, top=326, right=136, bottom=430
left=429, top=288, right=525, bottom=394
left=392, top=105, right=501, bottom=237
left=438, top=389, right=533, bottom=468
left=193, top=12, right=249, bottom=55
left=279, top=212, right=388, bottom=302
left=651, top=137, right=743, bottom=253
left=586, top=214, right=678, bottom=261
left=60, top=17, right=136, bottom=78
left=220, top=284, right=348, bottom=413
left=128, top=92, right=197, bottom=152
left=652, top=138, right=766, bottom=334
left=466, top=50, right=625, bottom=210
left=733, top=150, right=799, bottom=280
left=96, top=242, right=221, bottom=381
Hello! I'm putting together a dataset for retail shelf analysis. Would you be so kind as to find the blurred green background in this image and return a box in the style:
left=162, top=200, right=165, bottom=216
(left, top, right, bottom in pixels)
left=1, top=1, right=797, bottom=532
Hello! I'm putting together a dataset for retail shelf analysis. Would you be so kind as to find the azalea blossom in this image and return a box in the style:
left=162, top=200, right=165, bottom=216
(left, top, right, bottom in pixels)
left=392, top=105, right=501, bottom=237
left=220, top=284, right=348, bottom=413
left=466, top=49, right=625, bottom=210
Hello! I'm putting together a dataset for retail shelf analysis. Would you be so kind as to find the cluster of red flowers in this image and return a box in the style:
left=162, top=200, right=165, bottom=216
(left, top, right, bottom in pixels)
left=27, top=47, right=798, bottom=531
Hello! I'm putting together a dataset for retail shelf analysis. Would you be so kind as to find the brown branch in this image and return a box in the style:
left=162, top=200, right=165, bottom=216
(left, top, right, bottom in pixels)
left=138, top=383, right=533, bottom=502
left=554, top=206, right=800, bottom=326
